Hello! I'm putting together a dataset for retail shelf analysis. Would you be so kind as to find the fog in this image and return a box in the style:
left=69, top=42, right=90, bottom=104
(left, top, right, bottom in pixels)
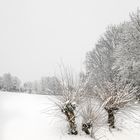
left=0, top=0, right=139, bottom=81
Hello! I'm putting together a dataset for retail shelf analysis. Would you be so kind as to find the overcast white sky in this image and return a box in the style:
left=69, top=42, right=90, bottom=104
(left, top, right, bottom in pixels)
left=0, top=0, right=139, bottom=82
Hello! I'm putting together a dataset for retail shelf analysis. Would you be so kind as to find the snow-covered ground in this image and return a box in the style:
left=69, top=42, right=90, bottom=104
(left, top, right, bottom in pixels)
left=0, top=92, right=140, bottom=140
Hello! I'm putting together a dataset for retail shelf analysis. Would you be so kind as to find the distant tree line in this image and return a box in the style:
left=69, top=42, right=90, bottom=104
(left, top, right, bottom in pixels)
left=0, top=73, right=21, bottom=92
left=23, top=76, right=62, bottom=95
left=0, top=73, right=62, bottom=95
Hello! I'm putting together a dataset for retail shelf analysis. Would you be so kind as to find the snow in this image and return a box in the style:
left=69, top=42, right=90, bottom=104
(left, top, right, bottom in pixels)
left=0, top=91, right=140, bottom=140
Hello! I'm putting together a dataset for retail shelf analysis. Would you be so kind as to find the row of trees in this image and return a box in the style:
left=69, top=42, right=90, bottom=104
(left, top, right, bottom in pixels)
left=0, top=73, right=62, bottom=94
left=23, top=76, right=62, bottom=94
left=0, top=73, right=21, bottom=92
left=83, top=9, right=140, bottom=131
left=51, top=9, right=140, bottom=139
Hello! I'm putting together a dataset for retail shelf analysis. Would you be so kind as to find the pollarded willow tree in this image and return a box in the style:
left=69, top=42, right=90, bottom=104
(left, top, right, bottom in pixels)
left=80, top=97, right=107, bottom=139
left=94, top=82, right=137, bottom=129
left=50, top=65, right=88, bottom=135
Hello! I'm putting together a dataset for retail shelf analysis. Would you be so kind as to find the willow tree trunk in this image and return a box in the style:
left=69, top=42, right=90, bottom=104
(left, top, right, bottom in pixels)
left=105, top=108, right=116, bottom=129
left=64, top=110, right=78, bottom=135
left=82, top=122, right=92, bottom=135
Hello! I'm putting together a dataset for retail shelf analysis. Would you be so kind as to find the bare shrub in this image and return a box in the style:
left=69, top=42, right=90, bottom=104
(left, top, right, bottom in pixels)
left=50, top=65, right=88, bottom=135
left=80, top=98, right=107, bottom=139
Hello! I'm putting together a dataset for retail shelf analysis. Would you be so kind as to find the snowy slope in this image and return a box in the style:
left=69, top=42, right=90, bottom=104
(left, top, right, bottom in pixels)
left=0, top=92, right=140, bottom=140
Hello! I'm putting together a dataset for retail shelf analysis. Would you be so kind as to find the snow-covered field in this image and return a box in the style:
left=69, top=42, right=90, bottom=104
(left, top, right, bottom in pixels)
left=0, top=91, right=140, bottom=140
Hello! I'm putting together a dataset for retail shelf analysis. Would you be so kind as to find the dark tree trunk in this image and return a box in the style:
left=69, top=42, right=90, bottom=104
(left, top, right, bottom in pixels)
left=82, top=123, right=92, bottom=135
left=105, top=107, right=118, bottom=129
left=66, top=111, right=78, bottom=135
left=62, top=103, right=78, bottom=135
left=107, top=109, right=115, bottom=128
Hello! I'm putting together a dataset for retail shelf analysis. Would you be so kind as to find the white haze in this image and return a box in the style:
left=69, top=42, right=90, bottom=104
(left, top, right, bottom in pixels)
left=0, top=0, right=139, bottom=82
